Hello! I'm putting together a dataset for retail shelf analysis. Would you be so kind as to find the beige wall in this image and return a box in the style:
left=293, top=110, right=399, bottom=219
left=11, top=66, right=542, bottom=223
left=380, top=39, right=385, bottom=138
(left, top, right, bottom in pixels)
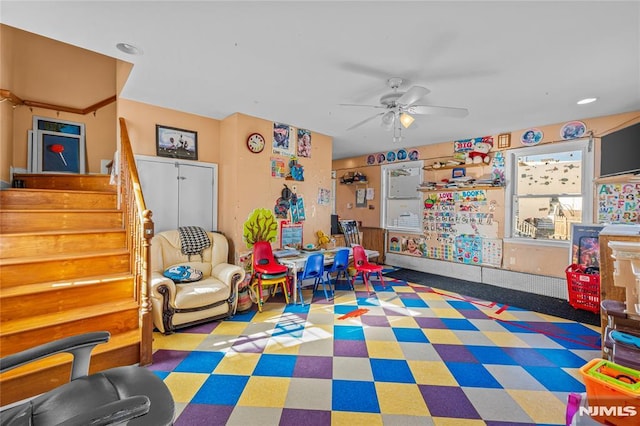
left=219, top=113, right=333, bottom=259
left=0, top=25, right=14, bottom=183
left=0, top=24, right=117, bottom=177
left=116, top=102, right=332, bottom=261
left=2, top=25, right=333, bottom=265
left=117, top=99, right=220, bottom=163
left=333, top=111, right=640, bottom=278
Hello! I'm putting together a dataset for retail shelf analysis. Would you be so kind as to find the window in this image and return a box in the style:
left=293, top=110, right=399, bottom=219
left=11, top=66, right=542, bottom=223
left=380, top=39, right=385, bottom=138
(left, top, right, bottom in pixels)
left=381, top=161, right=423, bottom=233
left=505, top=139, right=594, bottom=242
left=29, top=116, right=86, bottom=173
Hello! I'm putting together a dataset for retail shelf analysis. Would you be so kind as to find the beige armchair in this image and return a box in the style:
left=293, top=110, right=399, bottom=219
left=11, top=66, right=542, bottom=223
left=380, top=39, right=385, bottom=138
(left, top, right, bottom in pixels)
left=150, top=230, right=245, bottom=334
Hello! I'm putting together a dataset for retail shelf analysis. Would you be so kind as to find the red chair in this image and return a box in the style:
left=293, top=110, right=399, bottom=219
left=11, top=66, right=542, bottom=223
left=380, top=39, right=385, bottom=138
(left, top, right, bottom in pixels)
left=350, top=245, right=384, bottom=294
left=251, top=242, right=290, bottom=311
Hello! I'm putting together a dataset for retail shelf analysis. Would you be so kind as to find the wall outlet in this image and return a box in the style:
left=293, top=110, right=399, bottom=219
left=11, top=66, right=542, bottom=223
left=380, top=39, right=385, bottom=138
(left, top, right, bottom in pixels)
left=510, top=257, right=516, bottom=265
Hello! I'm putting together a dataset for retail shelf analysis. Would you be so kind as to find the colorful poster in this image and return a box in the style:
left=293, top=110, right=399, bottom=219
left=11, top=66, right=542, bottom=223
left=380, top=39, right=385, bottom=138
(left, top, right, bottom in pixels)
left=271, top=157, right=286, bottom=177
left=454, top=235, right=482, bottom=265
left=482, top=238, right=503, bottom=267
left=570, top=224, right=604, bottom=268
left=317, top=188, right=330, bottom=205
left=273, top=122, right=295, bottom=156
left=453, top=136, right=493, bottom=153
left=297, top=128, right=311, bottom=158
left=597, top=183, right=640, bottom=224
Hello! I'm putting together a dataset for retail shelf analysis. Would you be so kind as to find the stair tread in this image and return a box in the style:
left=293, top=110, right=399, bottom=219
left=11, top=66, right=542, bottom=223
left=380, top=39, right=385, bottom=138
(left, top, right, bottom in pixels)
left=0, top=273, right=134, bottom=298
left=2, top=188, right=116, bottom=195
left=0, top=208, right=121, bottom=213
left=1, top=300, right=139, bottom=335
left=0, top=329, right=141, bottom=380
left=0, top=247, right=129, bottom=265
left=1, top=228, right=125, bottom=238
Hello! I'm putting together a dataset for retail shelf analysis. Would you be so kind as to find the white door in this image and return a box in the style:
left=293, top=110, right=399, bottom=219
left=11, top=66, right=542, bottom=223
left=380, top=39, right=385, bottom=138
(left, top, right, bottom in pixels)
left=135, top=155, right=218, bottom=234
left=178, top=163, right=215, bottom=231
left=137, top=158, right=179, bottom=233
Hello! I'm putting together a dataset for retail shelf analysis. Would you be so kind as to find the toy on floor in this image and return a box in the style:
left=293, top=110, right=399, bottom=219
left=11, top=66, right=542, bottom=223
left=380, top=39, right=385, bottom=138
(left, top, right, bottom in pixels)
left=338, top=308, right=369, bottom=320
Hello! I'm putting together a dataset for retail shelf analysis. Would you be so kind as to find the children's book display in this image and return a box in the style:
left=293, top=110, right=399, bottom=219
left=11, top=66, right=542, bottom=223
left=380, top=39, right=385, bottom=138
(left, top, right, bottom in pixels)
left=390, top=188, right=503, bottom=267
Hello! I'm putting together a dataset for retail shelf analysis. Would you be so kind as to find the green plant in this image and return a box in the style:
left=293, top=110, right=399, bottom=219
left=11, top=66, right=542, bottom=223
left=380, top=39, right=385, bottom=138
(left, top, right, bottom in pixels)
left=243, top=208, right=278, bottom=248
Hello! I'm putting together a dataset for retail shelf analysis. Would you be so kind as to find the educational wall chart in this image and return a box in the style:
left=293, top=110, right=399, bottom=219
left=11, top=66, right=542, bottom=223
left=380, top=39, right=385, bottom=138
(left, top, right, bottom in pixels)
left=387, top=188, right=503, bottom=266
left=597, top=183, right=640, bottom=224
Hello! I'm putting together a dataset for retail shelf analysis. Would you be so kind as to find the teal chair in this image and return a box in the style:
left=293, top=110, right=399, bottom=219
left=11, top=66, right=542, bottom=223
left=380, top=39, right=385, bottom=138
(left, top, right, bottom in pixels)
left=297, top=253, right=330, bottom=303
left=325, top=248, right=351, bottom=290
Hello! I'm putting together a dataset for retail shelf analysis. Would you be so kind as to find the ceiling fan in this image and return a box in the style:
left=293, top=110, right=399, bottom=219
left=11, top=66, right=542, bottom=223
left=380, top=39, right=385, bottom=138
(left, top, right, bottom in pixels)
left=341, top=77, right=469, bottom=132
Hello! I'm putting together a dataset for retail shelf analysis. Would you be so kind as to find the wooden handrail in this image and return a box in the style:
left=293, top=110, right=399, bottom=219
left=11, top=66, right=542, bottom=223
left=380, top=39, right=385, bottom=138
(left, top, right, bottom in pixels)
left=0, top=89, right=116, bottom=115
left=118, top=117, right=154, bottom=366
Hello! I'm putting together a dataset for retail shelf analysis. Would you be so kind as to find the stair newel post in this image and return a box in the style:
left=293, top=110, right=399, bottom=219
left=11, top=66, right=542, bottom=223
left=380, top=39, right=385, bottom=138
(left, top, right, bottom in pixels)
left=139, top=211, right=154, bottom=365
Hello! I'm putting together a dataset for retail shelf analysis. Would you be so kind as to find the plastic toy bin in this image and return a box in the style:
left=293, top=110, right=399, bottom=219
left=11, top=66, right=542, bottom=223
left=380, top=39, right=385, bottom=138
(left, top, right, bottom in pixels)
left=566, top=264, right=600, bottom=314
left=579, top=358, right=640, bottom=426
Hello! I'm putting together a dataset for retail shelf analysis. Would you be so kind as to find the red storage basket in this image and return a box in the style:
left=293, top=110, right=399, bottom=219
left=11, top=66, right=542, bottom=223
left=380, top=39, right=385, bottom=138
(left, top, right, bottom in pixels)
left=566, top=264, right=600, bottom=314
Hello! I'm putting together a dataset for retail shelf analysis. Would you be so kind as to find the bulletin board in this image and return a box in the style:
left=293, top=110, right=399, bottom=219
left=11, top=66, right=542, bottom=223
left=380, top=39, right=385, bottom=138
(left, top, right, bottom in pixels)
left=280, top=221, right=303, bottom=249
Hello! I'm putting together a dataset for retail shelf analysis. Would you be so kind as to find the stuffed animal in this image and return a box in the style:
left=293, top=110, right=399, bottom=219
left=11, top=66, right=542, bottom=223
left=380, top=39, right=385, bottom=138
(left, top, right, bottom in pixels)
left=316, top=230, right=330, bottom=246
left=465, top=142, right=492, bottom=164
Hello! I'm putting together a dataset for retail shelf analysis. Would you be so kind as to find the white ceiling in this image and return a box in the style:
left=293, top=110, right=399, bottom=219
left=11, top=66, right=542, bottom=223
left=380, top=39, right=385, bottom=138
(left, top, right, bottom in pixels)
left=2, top=1, right=639, bottom=159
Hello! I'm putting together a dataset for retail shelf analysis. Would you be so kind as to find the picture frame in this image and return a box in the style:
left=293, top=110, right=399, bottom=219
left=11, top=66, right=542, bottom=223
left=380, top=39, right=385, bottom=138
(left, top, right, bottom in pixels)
left=30, top=116, right=86, bottom=174
left=273, top=122, right=295, bottom=156
left=355, top=188, right=367, bottom=208
left=156, top=125, right=198, bottom=160
left=520, top=128, right=543, bottom=146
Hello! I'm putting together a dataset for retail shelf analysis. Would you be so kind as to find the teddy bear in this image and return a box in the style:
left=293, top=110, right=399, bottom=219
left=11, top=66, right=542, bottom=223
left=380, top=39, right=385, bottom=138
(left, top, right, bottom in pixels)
left=465, top=141, right=492, bottom=164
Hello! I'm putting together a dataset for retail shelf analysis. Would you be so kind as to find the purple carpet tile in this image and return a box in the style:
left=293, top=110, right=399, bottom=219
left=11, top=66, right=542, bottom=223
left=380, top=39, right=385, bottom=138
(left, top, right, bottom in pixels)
left=333, top=339, right=369, bottom=357
left=359, top=315, right=391, bottom=327
left=279, top=408, right=332, bottom=426
left=419, top=384, right=481, bottom=419
left=292, top=355, right=333, bottom=379
left=174, top=403, right=234, bottom=426
left=413, top=317, right=448, bottom=329
left=147, top=350, right=190, bottom=371
left=432, top=344, right=479, bottom=363
left=179, top=321, right=221, bottom=334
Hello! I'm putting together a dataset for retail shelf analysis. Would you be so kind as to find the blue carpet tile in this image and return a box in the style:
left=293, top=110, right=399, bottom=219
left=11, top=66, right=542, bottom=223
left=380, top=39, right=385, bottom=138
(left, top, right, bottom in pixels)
left=149, top=276, right=602, bottom=425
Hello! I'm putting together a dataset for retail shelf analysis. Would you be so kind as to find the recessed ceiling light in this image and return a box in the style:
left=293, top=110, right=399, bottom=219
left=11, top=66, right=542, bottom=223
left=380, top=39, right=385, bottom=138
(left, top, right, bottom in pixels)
left=116, top=43, right=142, bottom=55
left=577, top=97, right=597, bottom=105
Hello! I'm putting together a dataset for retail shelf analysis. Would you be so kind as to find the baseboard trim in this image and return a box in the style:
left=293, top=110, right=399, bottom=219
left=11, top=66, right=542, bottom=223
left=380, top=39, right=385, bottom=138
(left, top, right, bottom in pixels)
left=385, top=253, right=567, bottom=300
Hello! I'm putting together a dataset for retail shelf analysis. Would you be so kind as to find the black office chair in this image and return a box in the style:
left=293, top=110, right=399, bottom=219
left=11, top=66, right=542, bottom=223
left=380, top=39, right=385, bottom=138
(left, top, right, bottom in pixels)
left=0, top=331, right=175, bottom=426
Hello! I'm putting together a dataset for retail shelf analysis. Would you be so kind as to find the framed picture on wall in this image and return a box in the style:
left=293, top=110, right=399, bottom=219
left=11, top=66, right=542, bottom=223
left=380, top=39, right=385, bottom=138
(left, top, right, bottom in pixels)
left=30, top=116, right=86, bottom=174
left=356, top=188, right=367, bottom=208
left=156, top=125, right=198, bottom=160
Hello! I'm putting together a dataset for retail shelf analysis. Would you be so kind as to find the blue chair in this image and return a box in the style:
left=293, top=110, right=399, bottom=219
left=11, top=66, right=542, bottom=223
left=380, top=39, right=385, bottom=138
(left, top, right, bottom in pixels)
left=325, top=248, right=351, bottom=290
left=297, top=253, right=330, bottom=303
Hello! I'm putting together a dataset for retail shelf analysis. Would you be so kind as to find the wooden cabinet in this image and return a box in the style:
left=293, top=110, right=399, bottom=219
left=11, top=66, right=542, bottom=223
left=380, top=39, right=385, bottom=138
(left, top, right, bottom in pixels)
left=135, top=155, right=218, bottom=233
left=361, top=227, right=386, bottom=263
left=599, top=225, right=640, bottom=348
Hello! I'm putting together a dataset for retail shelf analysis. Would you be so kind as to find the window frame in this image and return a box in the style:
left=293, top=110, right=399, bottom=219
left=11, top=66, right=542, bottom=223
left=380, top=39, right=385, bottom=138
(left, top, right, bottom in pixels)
left=504, top=138, right=594, bottom=246
left=380, top=160, right=424, bottom=233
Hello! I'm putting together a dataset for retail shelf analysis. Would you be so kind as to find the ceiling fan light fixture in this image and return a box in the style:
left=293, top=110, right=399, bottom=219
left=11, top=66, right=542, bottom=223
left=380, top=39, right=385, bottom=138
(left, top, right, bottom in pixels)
left=400, top=112, right=415, bottom=128
left=381, top=111, right=395, bottom=130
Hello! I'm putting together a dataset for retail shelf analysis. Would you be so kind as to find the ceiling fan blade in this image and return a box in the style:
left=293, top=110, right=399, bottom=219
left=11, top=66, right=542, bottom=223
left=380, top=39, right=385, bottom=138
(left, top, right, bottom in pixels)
left=409, top=105, right=469, bottom=118
left=396, top=86, right=430, bottom=106
left=346, top=112, right=385, bottom=131
left=339, top=103, right=386, bottom=109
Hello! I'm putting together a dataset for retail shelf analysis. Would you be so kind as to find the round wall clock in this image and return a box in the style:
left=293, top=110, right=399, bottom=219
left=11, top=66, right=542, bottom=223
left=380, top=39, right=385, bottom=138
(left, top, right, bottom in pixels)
left=246, top=133, right=265, bottom=153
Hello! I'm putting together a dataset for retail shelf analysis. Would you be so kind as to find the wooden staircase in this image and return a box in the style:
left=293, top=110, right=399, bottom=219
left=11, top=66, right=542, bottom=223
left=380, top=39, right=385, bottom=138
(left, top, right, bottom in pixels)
left=0, top=173, right=143, bottom=405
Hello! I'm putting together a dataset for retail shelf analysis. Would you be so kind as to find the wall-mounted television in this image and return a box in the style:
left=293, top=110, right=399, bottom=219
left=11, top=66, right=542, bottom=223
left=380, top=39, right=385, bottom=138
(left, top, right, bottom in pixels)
left=600, top=122, right=640, bottom=177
